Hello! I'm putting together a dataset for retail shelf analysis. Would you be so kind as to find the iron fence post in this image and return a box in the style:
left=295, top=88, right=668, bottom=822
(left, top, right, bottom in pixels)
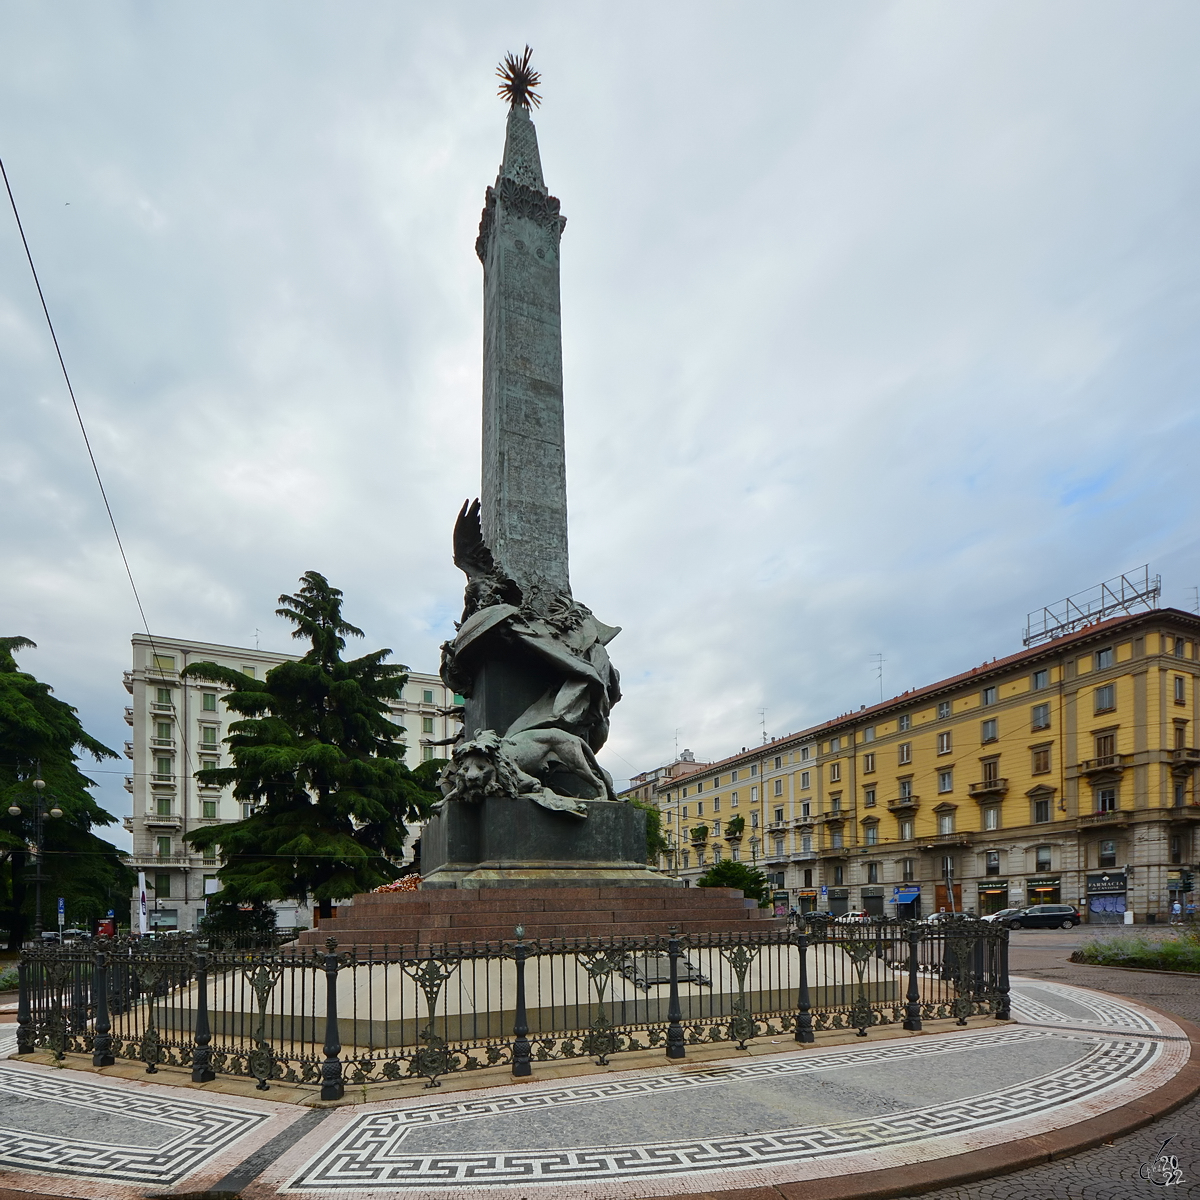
left=793, top=928, right=815, bottom=1043
left=91, top=949, right=114, bottom=1066
left=512, top=928, right=532, bottom=1077
left=666, top=928, right=685, bottom=1059
left=320, top=938, right=344, bottom=1101
left=191, top=950, right=215, bottom=1082
left=903, top=924, right=922, bottom=1031
left=16, top=956, right=34, bottom=1055
left=995, top=927, right=1011, bottom=1020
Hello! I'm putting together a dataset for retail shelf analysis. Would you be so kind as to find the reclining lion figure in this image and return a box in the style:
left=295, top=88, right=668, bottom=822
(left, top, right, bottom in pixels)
left=440, top=729, right=616, bottom=819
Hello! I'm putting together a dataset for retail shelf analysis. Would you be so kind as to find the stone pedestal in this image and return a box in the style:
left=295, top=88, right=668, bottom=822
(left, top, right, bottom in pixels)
left=421, top=796, right=673, bottom=890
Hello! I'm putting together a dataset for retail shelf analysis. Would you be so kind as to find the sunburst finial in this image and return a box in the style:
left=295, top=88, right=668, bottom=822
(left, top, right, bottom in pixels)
left=497, top=45, right=541, bottom=110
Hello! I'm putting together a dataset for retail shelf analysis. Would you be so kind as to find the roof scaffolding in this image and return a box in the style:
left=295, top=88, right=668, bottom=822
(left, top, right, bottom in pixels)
left=1023, top=566, right=1161, bottom=648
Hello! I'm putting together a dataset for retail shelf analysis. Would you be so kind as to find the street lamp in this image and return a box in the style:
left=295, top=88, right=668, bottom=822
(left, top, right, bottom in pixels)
left=7, top=772, right=63, bottom=940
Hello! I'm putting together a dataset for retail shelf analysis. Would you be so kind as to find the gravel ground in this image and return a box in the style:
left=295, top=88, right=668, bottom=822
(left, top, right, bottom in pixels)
left=917, top=928, right=1200, bottom=1200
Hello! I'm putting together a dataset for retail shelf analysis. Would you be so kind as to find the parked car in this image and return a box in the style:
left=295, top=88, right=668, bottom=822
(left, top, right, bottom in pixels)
left=920, top=910, right=970, bottom=924
left=982, top=908, right=1024, bottom=924
left=833, top=911, right=871, bottom=924
left=1007, top=904, right=1081, bottom=930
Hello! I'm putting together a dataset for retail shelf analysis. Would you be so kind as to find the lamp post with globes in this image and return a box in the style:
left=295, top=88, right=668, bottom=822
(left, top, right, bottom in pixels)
left=7, top=771, right=63, bottom=941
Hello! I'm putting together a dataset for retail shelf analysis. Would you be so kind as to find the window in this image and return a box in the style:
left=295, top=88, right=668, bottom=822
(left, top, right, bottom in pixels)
left=800, top=802, right=810, bottom=818
left=800, top=747, right=811, bottom=761
left=803, top=868, right=813, bottom=886
left=154, top=872, right=172, bottom=897
left=902, top=858, right=915, bottom=881
left=712, top=820, right=722, bottom=837
left=937, top=811, right=954, bottom=835
left=1095, top=647, right=1113, bottom=670
left=898, top=742, right=912, bottom=765
left=682, top=787, right=688, bottom=798
left=200, top=757, right=218, bottom=774
left=152, top=655, right=176, bottom=671
left=156, top=687, right=172, bottom=705
left=833, top=865, right=844, bottom=885
left=985, top=850, right=1000, bottom=874
left=981, top=718, right=998, bottom=743
left=200, top=693, right=217, bottom=714
left=156, top=796, right=173, bottom=816
left=1032, top=669, right=1048, bottom=690
left=861, top=754, right=875, bottom=775
left=898, top=778, right=913, bottom=799
left=731, top=770, right=739, bottom=782
left=1095, top=732, right=1116, bottom=761
left=682, top=849, right=690, bottom=869
left=830, top=795, right=841, bottom=813
left=1098, top=839, right=1117, bottom=868
left=156, top=836, right=172, bottom=858
left=751, top=786, right=758, bottom=801
left=713, top=797, right=721, bottom=812
left=938, top=769, right=953, bottom=793
left=730, top=793, right=739, bottom=807
left=423, top=688, right=434, bottom=703
left=830, top=828, right=843, bottom=849
left=697, top=849, right=706, bottom=866
left=1035, top=845, right=1052, bottom=871
left=696, top=782, right=703, bottom=793
left=773, top=756, right=782, bottom=770
left=1095, top=787, right=1117, bottom=813
left=774, top=778, right=784, bottom=796
left=1032, top=746, right=1051, bottom=774
left=1034, top=798, right=1051, bottom=823
left=201, top=727, right=217, bottom=746
left=774, top=807, right=785, bottom=824
left=1031, top=703, right=1050, bottom=730
left=1175, top=637, right=1187, bottom=659
left=696, top=802, right=704, bottom=817
left=1094, top=684, right=1115, bottom=713
left=801, top=770, right=811, bottom=789
left=1175, top=676, right=1187, bottom=704
left=867, top=860, right=879, bottom=881
left=240, top=665, right=255, bottom=678
left=682, top=806, right=688, bottom=819
left=937, top=701, right=951, bottom=719
left=937, top=732, right=952, bottom=755
left=801, top=834, right=812, bottom=852
left=155, top=756, right=172, bottom=778
left=1170, top=835, right=1182, bottom=864
left=898, top=715, right=911, bottom=732
left=863, top=727, right=875, bottom=743
left=1175, top=781, right=1187, bottom=807
left=982, top=686, right=997, bottom=706
left=830, top=737, right=841, bottom=752
left=899, top=818, right=913, bottom=841
left=731, top=846, right=740, bottom=861
left=750, top=764, right=758, bottom=776
left=829, top=762, right=841, bottom=783
left=241, top=802, right=254, bottom=819
left=156, top=721, right=172, bottom=740
left=1176, top=725, right=1187, bottom=749
left=773, top=838, right=785, bottom=857
left=984, top=807, right=1000, bottom=831
left=941, top=854, right=955, bottom=879
left=712, top=776, right=721, bottom=787
left=422, top=745, right=435, bottom=761
left=421, top=716, right=435, bottom=734
left=750, top=810, right=758, bottom=828
left=981, top=757, right=1000, bottom=783
left=202, top=799, right=217, bottom=819
left=864, top=787, right=876, bottom=808
left=865, top=824, right=878, bottom=846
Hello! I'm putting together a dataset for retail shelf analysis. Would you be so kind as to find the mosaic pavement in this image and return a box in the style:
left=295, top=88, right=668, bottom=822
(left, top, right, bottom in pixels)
left=0, top=979, right=1191, bottom=1200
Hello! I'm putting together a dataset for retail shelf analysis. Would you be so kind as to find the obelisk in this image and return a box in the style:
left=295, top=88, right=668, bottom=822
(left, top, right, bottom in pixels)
left=475, top=82, right=570, bottom=603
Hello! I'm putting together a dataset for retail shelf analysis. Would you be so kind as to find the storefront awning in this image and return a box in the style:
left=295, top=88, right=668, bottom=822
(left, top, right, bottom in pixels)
left=893, top=888, right=921, bottom=903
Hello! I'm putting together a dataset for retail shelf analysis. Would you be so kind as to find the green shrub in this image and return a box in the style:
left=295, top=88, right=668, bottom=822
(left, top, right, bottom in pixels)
left=1070, top=929, right=1200, bottom=973
left=696, top=859, right=771, bottom=907
left=0, top=966, right=18, bottom=991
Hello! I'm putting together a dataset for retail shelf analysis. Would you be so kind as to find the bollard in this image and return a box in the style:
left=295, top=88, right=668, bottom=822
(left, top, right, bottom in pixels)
left=995, top=928, right=1011, bottom=1021
left=91, top=949, right=114, bottom=1067
left=793, top=929, right=815, bottom=1044
left=903, top=925, right=922, bottom=1032
left=511, top=926, right=532, bottom=1077
left=190, top=950, right=215, bottom=1082
left=16, top=957, right=34, bottom=1055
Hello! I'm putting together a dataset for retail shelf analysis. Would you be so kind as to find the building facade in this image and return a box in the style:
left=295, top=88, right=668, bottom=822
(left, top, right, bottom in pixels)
left=650, top=609, right=1199, bottom=922
left=123, top=634, right=460, bottom=931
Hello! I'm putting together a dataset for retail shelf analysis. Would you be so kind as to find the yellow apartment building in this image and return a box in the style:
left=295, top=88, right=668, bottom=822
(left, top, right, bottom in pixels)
left=647, top=608, right=1200, bottom=924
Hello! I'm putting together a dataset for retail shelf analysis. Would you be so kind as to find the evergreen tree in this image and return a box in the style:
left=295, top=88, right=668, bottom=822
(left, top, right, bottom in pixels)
left=696, top=858, right=772, bottom=907
left=184, top=573, right=441, bottom=917
left=0, top=637, right=134, bottom=947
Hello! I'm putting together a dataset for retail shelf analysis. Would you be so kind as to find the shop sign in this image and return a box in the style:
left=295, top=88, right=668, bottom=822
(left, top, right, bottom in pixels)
left=829, top=888, right=849, bottom=898
left=861, top=887, right=884, bottom=898
left=1025, top=877, right=1060, bottom=889
left=977, top=881, right=1008, bottom=893
left=1087, top=873, right=1126, bottom=895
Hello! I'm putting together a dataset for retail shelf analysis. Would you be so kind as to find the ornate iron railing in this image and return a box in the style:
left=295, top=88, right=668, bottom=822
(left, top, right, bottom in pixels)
left=17, top=917, right=1009, bottom=1095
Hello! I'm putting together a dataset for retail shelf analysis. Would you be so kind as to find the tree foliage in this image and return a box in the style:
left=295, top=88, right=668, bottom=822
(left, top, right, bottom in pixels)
left=696, top=858, right=772, bottom=907
left=0, top=637, right=134, bottom=946
left=629, top=797, right=667, bottom=863
left=183, top=573, right=442, bottom=915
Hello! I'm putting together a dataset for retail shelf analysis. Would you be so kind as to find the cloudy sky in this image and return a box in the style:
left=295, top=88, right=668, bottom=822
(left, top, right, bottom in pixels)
left=3, top=2, right=1199, bottom=849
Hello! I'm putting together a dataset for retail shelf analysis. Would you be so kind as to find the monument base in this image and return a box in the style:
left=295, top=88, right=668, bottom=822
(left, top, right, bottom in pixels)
left=420, top=795, right=676, bottom=890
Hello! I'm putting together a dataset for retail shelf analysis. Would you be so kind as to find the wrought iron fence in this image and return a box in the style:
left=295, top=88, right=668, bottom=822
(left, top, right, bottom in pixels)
left=16, top=916, right=1009, bottom=1096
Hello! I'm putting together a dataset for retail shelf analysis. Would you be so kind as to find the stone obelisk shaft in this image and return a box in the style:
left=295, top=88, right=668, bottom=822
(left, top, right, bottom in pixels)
left=477, top=105, right=570, bottom=602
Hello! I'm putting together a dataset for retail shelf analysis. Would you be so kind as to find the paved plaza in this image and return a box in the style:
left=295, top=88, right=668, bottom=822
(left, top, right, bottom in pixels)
left=0, top=957, right=1196, bottom=1200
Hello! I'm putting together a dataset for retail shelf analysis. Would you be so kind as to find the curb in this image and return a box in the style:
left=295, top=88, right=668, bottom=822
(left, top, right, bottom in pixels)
left=655, top=992, right=1200, bottom=1200
left=1066, top=960, right=1200, bottom=978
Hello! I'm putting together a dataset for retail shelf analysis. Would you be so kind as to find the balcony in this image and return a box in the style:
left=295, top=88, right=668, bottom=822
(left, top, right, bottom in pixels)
left=123, top=670, right=133, bottom=695
left=150, top=701, right=175, bottom=713
left=130, top=852, right=192, bottom=867
left=1172, top=748, right=1200, bottom=769
left=1168, top=804, right=1200, bottom=823
left=145, top=811, right=182, bottom=828
left=150, top=773, right=176, bottom=788
left=968, top=778, right=1009, bottom=800
left=151, top=737, right=175, bottom=749
left=887, top=795, right=920, bottom=813
left=1079, top=808, right=1131, bottom=826
left=917, top=831, right=972, bottom=847
left=123, top=706, right=134, bottom=725
left=790, top=850, right=817, bottom=862
left=1079, top=754, right=1131, bottom=777
left=123, top=776, right=133, bottom=793
left=123, top=741, right=134, bottom=759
